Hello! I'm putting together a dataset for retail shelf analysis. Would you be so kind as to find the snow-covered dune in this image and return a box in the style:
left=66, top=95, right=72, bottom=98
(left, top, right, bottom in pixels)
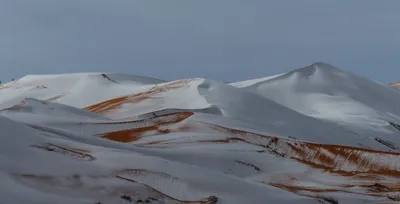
left=0, top=73, right=166, bottom=109
left=1, top=66, right=400, bottom=203
left=234, top=62, right=400, bottom=151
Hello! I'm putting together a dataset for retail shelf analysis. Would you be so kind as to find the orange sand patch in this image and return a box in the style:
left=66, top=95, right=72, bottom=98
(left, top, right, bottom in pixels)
left=96, top=112, right=194, bottom=143
left=84, top=79, right=193, bottom=114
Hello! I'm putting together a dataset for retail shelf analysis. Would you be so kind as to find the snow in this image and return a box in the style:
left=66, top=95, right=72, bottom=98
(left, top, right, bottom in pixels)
left=1, top=67, right=400, bottom=203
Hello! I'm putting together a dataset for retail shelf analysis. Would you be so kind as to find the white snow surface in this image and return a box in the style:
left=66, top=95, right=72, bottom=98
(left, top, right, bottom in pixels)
left=1, top=68, right=400, bottom=203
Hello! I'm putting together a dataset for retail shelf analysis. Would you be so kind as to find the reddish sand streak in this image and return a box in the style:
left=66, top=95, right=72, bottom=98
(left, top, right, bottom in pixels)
left=96, top=112, right=194, bottom=143
left=84, top=79, right=193, bottom=114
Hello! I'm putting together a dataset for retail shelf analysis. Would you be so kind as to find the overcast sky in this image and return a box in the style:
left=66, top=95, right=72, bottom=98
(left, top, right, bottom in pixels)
left=1, top=0, right=399, bottom=83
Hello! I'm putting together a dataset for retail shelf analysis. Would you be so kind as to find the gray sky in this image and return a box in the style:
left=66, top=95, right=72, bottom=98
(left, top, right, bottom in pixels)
left=1, top=0, right=400, bottom=83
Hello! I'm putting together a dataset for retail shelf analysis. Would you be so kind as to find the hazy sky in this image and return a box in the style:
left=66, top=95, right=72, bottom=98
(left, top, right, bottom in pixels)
left=1, top=0, right=399, bottom=83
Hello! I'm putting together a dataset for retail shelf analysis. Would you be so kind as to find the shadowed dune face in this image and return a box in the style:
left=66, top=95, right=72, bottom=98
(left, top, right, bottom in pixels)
left=84, top=79, right=193, bottom=114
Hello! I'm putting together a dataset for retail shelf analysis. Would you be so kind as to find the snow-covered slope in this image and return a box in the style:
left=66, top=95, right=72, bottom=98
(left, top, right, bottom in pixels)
left=235, top=62, right=400, bottom=151
left=1, top=68, right=400, bottom=203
